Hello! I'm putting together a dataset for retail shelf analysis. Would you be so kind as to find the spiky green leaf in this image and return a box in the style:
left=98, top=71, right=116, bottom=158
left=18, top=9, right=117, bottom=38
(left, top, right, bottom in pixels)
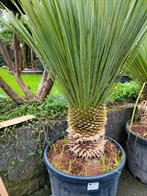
left=123, top=33, right=147, bottom=85
left=1, top=0, right=147, bottom=109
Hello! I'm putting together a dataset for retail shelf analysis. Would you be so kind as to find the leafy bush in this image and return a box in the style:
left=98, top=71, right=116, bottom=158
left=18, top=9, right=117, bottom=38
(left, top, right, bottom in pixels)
left=0, top=95, right=68, bottom=123
left=109, top=81, right=140, bottom=103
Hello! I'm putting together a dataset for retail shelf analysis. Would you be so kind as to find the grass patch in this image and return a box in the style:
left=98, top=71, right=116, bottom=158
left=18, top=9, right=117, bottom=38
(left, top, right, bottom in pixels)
left=0, top=68, right=139, bottom=103
left=0, top=68, right=61, bottom=96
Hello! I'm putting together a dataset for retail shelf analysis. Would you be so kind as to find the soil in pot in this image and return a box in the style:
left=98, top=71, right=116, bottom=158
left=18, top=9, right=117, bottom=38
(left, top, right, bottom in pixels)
left=130, top=123, right=147, bottom=139
left=48, top=138, right=122, bottom=176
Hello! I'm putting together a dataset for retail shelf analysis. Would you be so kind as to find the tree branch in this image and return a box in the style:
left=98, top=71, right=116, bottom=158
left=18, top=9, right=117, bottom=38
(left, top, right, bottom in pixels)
left=0, top=76, right=24, bottom=104
left=37, top=70, right=48, bottom=97
left=39, top=77, right=54, bottom=102
left=37, top=70, right=54, bottom=102
left=13, top=34, right=36, bottom=101
left=0, top=38, right=14, bottom=71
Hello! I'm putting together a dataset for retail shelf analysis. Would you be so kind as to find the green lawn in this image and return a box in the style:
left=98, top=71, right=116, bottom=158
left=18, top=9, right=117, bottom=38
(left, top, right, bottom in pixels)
left=0, top=68, right=61, bottom=97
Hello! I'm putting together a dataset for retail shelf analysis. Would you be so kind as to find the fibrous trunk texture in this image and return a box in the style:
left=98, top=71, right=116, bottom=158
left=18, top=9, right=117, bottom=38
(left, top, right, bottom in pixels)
left=67, top=106, right=107, bottom=158
left=138, top=84, right=147, bottom=125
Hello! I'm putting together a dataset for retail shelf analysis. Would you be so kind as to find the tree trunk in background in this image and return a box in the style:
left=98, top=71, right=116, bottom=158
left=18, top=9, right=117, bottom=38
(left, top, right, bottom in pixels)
left=0, top=0, right=53, bottom=104
left=0, top=76, right=24, bottom=103
left=0, top=38, right=14, bottom=71
left=30, top=48, right=35, bottom=71
left=22, top=43, right=28, bottom=69
left=13, top=34, right=36, bottom=102
left=37, top=70, right=54, bottom=102
left=0, top=36, right=53, bottom=104
left=14, top=72, right=36, bottom=101
left=13, top=34, right=22, bottom=73
left=37, top=70, right=48, bottom=97
left=39, top=78, right=54, bottom=102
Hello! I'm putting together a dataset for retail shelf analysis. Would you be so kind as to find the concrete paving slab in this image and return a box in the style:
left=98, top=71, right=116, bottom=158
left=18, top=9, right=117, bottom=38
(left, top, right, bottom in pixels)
left=117, top=168, right=147, bottom=196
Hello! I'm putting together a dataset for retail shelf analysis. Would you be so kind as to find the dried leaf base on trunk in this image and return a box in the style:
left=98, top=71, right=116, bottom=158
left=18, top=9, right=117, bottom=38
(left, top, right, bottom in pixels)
left=48, top=138, right=122, bottom=176
left=138, top=85, right=147, bottom=126
left=131, top=89, right=147, bottom=138
left=138, top=100, right=147, bottom=125
left=67, top=106, right=107, bottom=158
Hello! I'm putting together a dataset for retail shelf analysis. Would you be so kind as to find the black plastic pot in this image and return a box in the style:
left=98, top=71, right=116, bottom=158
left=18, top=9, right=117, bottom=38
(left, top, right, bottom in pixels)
left=126, top=121, right=147, bottom=184
left=43, top=137, right=126, bottom=196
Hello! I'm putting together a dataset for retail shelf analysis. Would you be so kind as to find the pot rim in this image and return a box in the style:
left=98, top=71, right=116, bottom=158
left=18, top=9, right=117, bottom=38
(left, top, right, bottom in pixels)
left=126, top=120, right=147, bottom=145
left=43, top=136, right=126, bottom=181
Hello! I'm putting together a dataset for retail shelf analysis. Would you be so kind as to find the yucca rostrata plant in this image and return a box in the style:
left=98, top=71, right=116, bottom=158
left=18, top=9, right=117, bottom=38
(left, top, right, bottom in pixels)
left=2, top=0, right=146, bottom=159
left=123, top=33, right=147, bottom=125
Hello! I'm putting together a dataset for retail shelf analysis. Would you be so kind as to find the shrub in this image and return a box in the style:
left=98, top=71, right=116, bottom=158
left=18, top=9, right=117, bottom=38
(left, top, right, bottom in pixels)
left=0, top=96, right=67, bottom=123
left=109, top=81, right=140, bottom=103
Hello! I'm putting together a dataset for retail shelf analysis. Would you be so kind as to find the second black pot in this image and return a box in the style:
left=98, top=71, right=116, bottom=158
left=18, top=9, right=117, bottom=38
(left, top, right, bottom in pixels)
left=126, top=121, right=147, bottom=184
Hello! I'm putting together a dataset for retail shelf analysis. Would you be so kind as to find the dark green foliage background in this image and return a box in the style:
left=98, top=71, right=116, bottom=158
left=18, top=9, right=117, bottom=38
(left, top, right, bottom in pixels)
left=0, top=81, right=139, bottom=122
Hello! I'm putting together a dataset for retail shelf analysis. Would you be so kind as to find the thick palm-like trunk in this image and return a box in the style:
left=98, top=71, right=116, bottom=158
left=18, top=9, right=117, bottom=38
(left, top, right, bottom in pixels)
left=138, top=84, right=147, bottom=125
left=67, top=106, right=107, bottom=158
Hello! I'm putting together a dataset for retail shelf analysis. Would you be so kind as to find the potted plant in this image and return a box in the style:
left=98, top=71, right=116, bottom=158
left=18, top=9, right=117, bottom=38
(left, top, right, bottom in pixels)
left=123, top=33, right=147, bottom=183
left=2, top=0, right=146, bottom=195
